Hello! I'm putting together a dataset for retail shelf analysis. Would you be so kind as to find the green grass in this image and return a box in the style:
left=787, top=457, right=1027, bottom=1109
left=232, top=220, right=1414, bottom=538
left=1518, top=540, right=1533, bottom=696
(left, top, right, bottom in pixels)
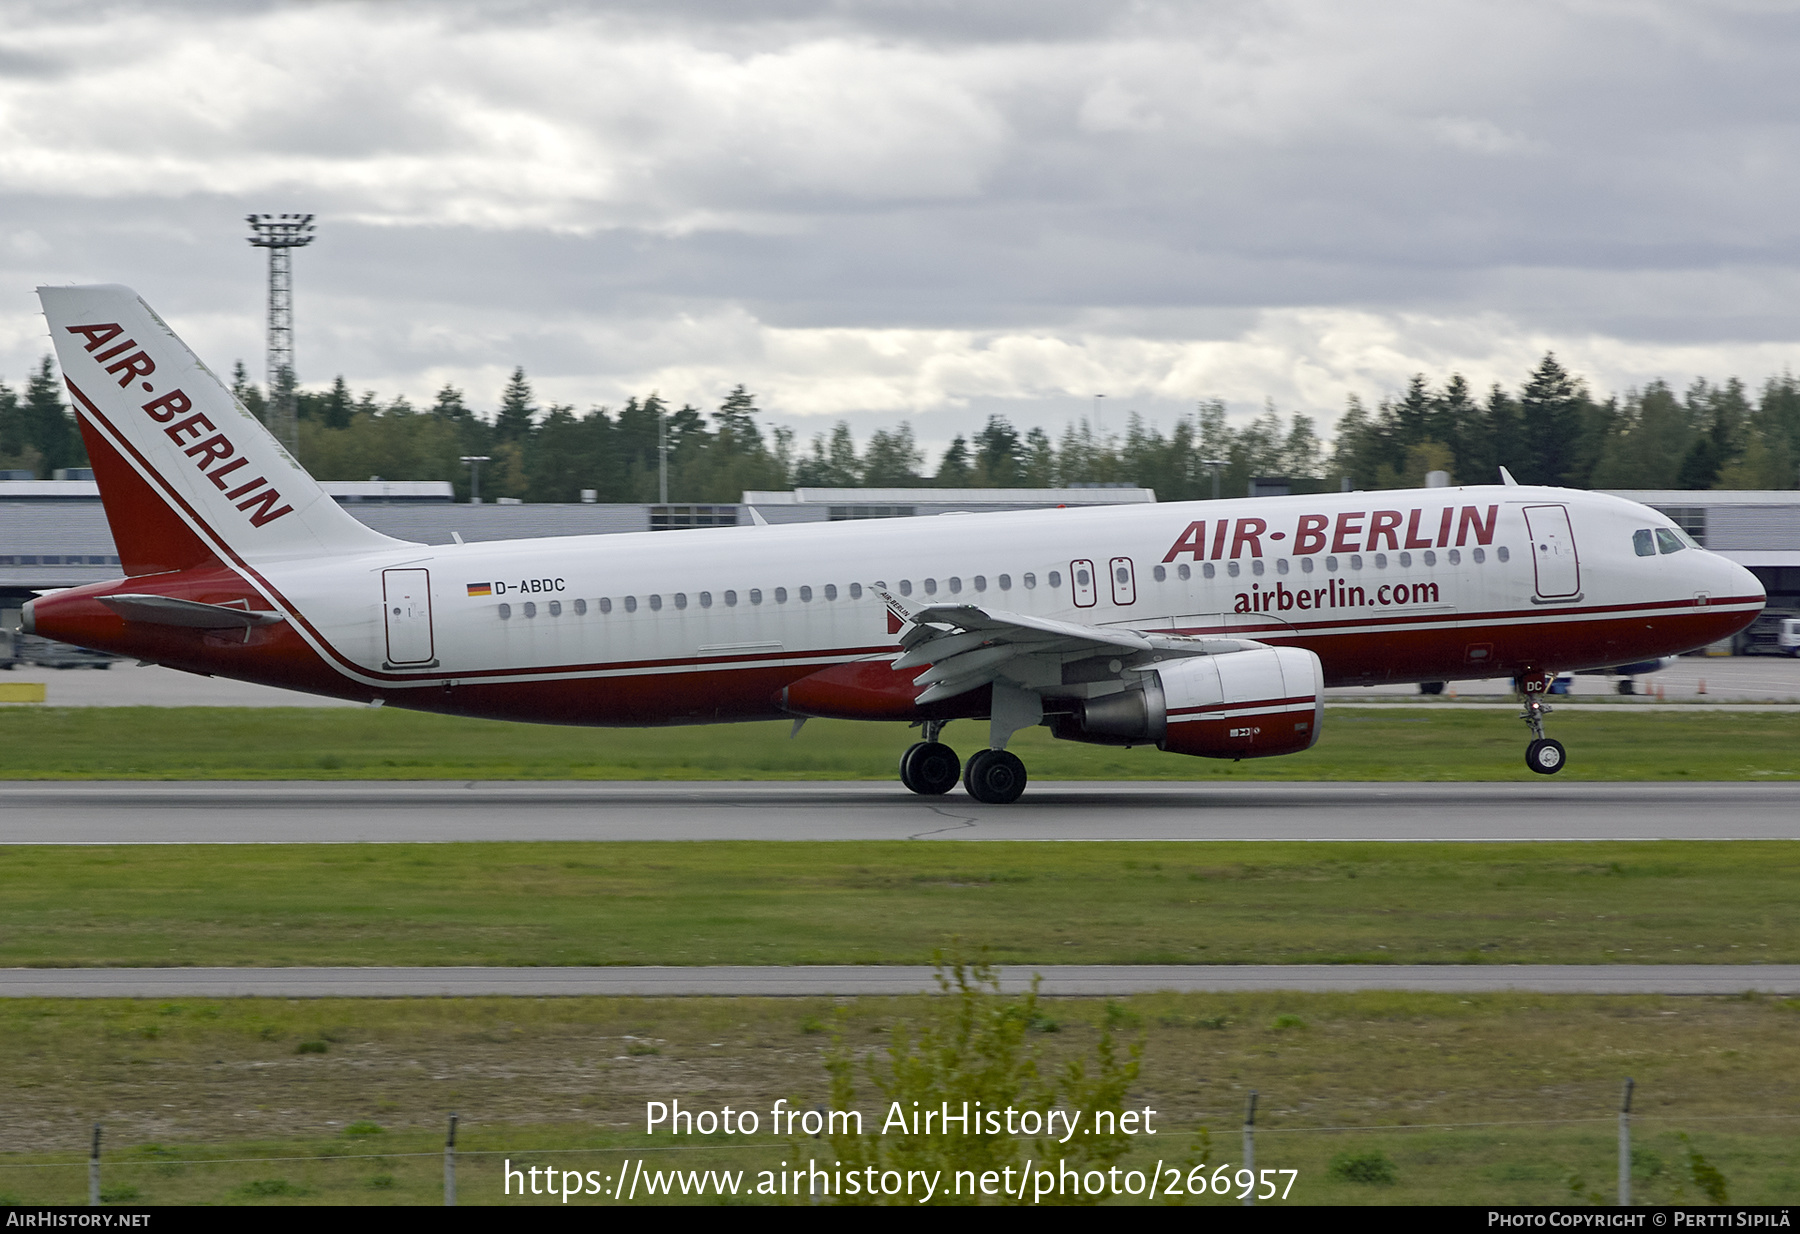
left=0, top=706, right=1796, bottom=780
left=3, top=841, right=1797, bottom=967
left=1, top=992, right=1796, bottom=1204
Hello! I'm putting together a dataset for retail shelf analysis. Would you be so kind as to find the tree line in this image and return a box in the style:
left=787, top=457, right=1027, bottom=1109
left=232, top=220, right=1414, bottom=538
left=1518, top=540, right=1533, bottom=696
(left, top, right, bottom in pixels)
left=3, top=351, right=1798, bottom=500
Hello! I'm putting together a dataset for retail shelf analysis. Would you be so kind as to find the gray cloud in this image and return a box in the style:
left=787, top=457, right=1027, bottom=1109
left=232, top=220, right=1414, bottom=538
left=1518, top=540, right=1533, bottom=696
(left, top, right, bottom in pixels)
left=1, top=0, right=1797, bottom=445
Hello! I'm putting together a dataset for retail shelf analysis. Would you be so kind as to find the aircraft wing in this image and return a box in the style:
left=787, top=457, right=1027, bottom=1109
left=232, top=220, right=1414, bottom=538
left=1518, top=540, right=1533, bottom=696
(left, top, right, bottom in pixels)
left=874, top=587, right=1260, bottom=704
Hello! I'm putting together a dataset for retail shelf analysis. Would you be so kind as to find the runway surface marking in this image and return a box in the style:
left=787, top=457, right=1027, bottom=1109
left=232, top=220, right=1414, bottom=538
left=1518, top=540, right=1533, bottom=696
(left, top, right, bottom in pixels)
left=4, top=964, right=1796, bottom=998
left=3, top=781, right=1798, bottom=843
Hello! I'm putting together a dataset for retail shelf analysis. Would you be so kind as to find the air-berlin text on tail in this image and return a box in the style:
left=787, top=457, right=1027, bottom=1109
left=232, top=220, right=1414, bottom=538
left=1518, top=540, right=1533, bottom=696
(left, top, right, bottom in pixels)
left=66, top=323, right=294, bottom=528
left=1162, top=506, right=1499, bottom=562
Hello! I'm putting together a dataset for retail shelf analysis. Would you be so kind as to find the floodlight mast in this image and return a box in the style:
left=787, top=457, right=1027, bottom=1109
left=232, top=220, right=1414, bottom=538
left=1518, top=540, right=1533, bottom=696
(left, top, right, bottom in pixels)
left=245, top=213, right=316, bottom=454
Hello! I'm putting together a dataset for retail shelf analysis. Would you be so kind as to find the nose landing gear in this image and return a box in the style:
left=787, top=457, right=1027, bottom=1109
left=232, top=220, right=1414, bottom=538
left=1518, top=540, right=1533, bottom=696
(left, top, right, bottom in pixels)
left=1517, top=674, right=1567, bottom=775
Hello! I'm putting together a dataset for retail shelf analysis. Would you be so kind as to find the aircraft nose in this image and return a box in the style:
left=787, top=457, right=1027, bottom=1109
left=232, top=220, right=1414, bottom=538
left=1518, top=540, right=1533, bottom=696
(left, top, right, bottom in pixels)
left=1719, top=554, right=1765, bottom=605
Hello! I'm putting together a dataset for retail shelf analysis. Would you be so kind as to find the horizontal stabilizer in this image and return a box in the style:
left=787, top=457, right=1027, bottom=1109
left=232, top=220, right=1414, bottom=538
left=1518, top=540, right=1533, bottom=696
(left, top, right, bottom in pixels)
left=99, top=594, right=286, bottom=629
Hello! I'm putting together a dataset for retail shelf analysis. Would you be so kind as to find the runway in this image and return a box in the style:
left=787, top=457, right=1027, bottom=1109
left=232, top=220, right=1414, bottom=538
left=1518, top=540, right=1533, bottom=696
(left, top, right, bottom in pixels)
left=3, top=964, right=1796, bottom=998
left=3, top=780, right=1800, bottom=843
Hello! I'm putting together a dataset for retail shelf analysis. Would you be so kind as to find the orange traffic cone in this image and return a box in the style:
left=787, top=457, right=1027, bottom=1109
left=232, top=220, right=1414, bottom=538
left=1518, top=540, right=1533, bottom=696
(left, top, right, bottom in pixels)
left=1697, top=679, right=1707, bottom=695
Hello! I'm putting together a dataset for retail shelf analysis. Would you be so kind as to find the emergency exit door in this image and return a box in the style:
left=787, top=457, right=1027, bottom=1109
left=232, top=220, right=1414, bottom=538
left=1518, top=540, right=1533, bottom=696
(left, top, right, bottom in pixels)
left=1523, top=505, right=1580, bottom=599
left=382, top=569, right=436, bottom=664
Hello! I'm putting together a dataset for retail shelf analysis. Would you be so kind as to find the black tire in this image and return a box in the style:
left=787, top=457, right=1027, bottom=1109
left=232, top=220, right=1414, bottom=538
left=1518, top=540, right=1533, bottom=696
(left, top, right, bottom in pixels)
left=1525, top=738, right=1567, bottom=776
left=1616, top=679, right=1634, bottom=695
left=962, top=749, right=1027, bottom=804
left=900, top=742, right=960, bottom=796
left=1419, top=681, right=1446, bottom=695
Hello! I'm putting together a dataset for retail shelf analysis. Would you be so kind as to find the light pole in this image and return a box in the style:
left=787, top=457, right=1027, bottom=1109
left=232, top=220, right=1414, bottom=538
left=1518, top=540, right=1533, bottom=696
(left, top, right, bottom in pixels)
left=1092, top=393, right=1106, bottom=439
left=245, top=213, right=315, bottom=454
left=460, top=455, right=490, bottom=505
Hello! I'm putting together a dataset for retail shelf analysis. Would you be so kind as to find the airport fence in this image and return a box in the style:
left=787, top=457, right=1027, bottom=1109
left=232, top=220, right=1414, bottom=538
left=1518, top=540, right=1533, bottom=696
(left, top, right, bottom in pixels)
left=1, top=1083, right=1793, bottom=1206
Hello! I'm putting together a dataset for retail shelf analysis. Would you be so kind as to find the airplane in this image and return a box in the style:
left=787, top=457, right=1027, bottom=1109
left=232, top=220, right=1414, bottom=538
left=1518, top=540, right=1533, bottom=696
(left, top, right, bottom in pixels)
left=22, top=285, right=1767, bottom=802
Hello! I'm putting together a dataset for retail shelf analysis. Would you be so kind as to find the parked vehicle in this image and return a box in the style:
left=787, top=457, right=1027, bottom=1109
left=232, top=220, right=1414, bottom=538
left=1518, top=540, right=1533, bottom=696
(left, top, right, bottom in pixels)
left=11, top=632, right=120, bottom=669
left=1735, top=611, right=1800, bottom=656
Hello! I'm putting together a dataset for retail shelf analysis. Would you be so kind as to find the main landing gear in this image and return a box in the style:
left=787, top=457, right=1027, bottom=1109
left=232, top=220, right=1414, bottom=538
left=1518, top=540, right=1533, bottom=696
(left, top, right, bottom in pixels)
left=899, top=723, right=1029, bottom=804
left=1518, top=675, right=1567, bottom=775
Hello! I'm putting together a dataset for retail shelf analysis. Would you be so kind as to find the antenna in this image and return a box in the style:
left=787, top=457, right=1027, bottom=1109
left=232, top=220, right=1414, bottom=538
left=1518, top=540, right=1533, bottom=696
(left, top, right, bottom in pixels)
left=246, top=213, right=316, bottom=454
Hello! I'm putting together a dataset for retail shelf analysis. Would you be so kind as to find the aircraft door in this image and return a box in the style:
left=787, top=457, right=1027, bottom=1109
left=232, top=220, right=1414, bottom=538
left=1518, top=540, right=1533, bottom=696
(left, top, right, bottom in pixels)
left=1109, top=557, right=1137, bottom=606
left=382, top=568, right=436, bottom=664
left=1523, top=505, right=1580, bottom=598
left=1071, top=559, right=1097, bottom=607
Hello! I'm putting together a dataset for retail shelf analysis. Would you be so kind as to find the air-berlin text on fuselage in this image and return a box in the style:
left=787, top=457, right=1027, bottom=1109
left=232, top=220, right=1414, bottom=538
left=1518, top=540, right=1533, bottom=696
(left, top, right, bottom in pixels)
left=1161, top=506, right=1498, bottom=562
left=65, top=322, right=294, bottom=528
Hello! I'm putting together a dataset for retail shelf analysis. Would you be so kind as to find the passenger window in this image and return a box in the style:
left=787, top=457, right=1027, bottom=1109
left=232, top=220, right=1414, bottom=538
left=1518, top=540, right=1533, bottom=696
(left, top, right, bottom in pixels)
left=598, top=597, right=612, bottom=614
left=749, top=588, right=763, bottom=605
left=673, top=593, right=687, bottom=610
left=1178, top=564, right=1191, bottom=580
left=923, top=579, right=937, bottom=595
left=723, top=590, right=737, bottom=607
left=1251, top=560, right=1265, bottom=576
left=1397, top=553, right=1410, bottom=568
left=1152, top=565, right=1166, bottom=582
left=574, top=598, right=588, bottom=615
left=774, top=587, right=788, bottom=603
left=999, top=574, right=1012, bottom=590
left=1448, top=549, right=1461, bottom=565
left=1227, top=562, right=1240, bottom=578
left=1497, top=546, right=1510, bottom=562
left=549, top=600, right=562, bottom=616
left=1048, top=571, right=1062, bottom=588
left=973, top=576, right=986, bottom=592
left=1201, top=563, right=1214, bottom=579
left=499, top=603, right=512, bottom=620
left=1023, top=573, right=1037, bottom=589
left=699, top=591, right=712, bottom=608
left=948, top=577, right=962, bottom=594
left=648, top=595, right=662, bottom=611
left=524, top=601, right=537, bottom=618
left=1276, top=559, right=1290, bottom=575
left=823, top=584, right=836, bottom=601
left=799, top=586, right=812, bottom=602
left=899, top=580, right=913, bottom=596
left=1423, top=551, right=1435, bottom=567
left=1325, top=556, right=1338, bottom=572
left=848, top=583, right=863, bottom=599
left=1473, top=548, right=1486, bottom=564
left=1655, top=528, right=1685, bottom=554
left=1373, top=554, right=1386, bottom=569
left=1299, top=557, right=1313, bottom=574
left=1633, top=529, right=1655, bottom=557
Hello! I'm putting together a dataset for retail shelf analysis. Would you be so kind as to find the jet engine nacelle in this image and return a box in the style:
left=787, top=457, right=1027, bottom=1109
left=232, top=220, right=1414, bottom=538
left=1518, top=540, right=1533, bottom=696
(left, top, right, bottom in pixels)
left=1049, top=646, right=1324, bottom=760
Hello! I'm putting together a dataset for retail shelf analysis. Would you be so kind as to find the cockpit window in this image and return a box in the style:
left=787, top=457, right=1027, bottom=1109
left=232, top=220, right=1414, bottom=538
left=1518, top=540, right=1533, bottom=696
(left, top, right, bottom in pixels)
left=1632, top=529, right=1655, bottom=557
left=1655, top=528, right=1686, bottom=555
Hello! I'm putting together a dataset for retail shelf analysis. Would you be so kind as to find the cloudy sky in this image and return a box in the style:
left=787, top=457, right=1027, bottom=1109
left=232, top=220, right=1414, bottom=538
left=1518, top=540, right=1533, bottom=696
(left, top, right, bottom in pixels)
left=2, top=0, right=1798, bottom=456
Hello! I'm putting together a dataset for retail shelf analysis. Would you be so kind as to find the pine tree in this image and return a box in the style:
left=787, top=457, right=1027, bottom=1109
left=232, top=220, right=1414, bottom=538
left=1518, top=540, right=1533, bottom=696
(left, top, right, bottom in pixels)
left=972, top=416, right=1023, bottom=486
left=1517, top=353, right=1586, bottom=485
left=23, top=355, right=80, bottom=475
left=934, top=435, right=972, bottom=486
left=494, top=367, right=537, bottom=444
left=321, top=376, right=353, bottom=430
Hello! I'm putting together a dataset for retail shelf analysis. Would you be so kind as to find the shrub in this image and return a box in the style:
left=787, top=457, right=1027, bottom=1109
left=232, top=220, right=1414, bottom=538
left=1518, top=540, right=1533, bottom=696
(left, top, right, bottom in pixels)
left=1328, top=1149, right=1398, bottom=1186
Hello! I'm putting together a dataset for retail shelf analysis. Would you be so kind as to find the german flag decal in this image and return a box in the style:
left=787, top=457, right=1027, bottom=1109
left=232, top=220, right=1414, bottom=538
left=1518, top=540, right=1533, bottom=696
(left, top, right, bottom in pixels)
left=466, top=582, right=493, bottom=597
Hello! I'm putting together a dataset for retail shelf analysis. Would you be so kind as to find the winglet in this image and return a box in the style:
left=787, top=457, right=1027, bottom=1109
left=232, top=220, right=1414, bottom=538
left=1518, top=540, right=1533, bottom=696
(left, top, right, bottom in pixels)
left=1498, top=466, right=1520, bottom=487
left=871, top=584, right=914, bottom=628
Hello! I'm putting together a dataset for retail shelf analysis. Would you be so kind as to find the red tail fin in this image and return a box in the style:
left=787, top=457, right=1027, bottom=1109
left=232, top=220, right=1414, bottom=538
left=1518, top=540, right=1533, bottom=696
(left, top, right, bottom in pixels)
left=75, top=404, right=217, bottom=576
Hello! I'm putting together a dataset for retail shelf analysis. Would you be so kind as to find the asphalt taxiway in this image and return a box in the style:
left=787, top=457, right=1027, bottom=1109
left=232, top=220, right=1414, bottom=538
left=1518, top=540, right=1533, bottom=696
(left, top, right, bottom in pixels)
left=2, top=963, right=1795, bottom=998
left=3, top=780, right=1799, bottom=843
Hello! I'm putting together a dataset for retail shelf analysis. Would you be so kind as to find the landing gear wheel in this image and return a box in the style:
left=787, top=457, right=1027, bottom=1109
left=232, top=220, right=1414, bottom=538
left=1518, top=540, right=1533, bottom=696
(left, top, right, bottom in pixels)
left=899, top=742, right=961, bottom=795
left=1525, top=738, right=1566, bottom=775
left=962, top=749, right=1027, bottom=804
